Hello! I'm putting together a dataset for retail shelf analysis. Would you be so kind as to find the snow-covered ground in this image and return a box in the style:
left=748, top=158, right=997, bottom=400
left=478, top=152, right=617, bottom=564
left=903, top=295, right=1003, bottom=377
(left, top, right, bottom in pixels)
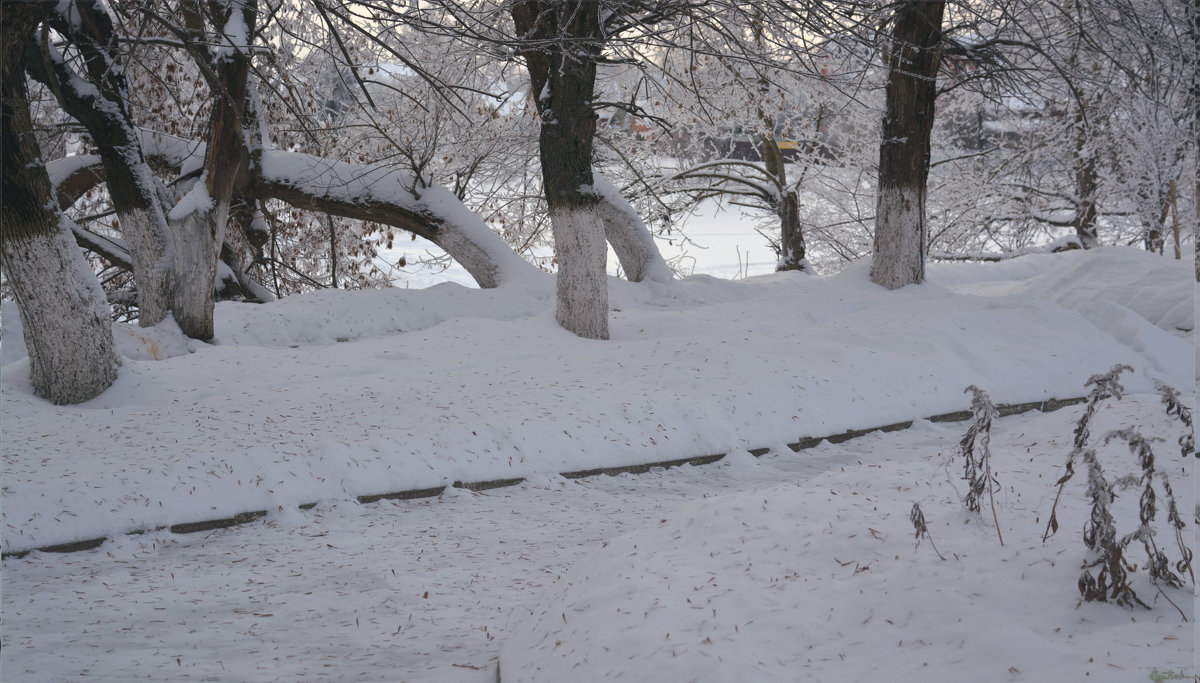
left=1, top=242, right=1194, bottom=681
left=498, top=395, right=1193, bottom=682
left=2, top=397, right=1192, bottom=682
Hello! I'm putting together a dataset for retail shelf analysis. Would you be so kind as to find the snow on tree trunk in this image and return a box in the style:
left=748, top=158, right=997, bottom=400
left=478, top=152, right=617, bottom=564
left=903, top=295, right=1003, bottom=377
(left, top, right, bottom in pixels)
left=592, top=173, right=672, bottom=284
left=871, top=0, right=944, bottom=290
left=515, top=0, right=610, bottom=339
left=27, top=0, right=176, bottom=325
left=2, top=5, right=117, bottom=404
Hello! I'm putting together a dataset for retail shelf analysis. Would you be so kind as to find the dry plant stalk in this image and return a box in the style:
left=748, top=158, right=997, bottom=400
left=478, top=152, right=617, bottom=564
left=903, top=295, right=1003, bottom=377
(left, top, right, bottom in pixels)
left=959, top=385, right=1003, bottom=546
left=1043, top=364, right=1131, bottom=542
left=1155, top=380, right=1193, bottom=458
left=1043, top=366, right=1193, bottom=615
left=910, top=502, right=946, bottom=560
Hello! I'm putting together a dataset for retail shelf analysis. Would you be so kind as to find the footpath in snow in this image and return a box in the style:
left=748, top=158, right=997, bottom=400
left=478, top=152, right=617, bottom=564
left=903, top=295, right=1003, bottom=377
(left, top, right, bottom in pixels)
left=1, top=393, right=1192, bottom=681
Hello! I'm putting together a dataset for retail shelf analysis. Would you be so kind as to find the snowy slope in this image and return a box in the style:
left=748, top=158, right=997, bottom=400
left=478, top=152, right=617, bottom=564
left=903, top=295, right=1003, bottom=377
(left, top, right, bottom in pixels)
left=1, top=247, right=1190, bottom=553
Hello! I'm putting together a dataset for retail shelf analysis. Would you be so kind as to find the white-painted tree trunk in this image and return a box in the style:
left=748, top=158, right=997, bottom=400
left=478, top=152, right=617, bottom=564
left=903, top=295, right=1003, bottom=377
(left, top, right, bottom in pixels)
left=871, top=0, right=943, bottom=290
left=2, top=223, right=118, bottom=404
left=870, top=185, right=926, bottom=289
left=592, top=173, right=672, bottom=284
left=114, top=208, right=173, bottom=326
left=168, top=192, right=224, bottom=342
left=551, top=207, right=610, bottom=340
left=3, top=5, right=118, bottom=404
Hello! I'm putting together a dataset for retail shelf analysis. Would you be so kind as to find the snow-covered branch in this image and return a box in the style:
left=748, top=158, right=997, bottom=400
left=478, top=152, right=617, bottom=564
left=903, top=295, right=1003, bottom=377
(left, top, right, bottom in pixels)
left=254, top=151, right=542, bottom=289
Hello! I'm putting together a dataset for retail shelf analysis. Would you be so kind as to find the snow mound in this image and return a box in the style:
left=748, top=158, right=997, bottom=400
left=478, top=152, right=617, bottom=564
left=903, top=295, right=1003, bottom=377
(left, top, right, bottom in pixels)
left=931, top=247, right=1193, bottom=334
left=1011, top=248, right=1193, bottom=333
left=113, top=315, right=199, bottom=360
left=211, top=281, right=551, bottom=347
left=2, top=246, right=1192, bottom=551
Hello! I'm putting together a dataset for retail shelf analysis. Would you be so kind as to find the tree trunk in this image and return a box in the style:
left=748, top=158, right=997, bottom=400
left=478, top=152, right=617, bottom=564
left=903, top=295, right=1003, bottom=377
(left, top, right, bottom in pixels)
left=28, top=0, right=175, bottom=325
left=592, top=173, right=672, bottom=283
left=170, top=0, right=257, bottom=341
left=1071, top=107, right=1100, bottom=249
left=761, top=131, right=809, bottom=272
left=2, top=4, right=117, bottom=404
left=514, top=1, right=609, bottom=339
left=778, top=189, right=807, bottom=271
left=871, top=0, right=944, bottom=290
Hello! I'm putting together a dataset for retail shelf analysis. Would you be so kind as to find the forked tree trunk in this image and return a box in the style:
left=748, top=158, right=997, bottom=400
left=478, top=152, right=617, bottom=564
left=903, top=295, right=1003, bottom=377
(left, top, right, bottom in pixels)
left=871, top=0, right=944, bottom=290
left=2, top=5, right=117, bottom=404
left=761, top=132, right=808, bottom=272
left=514, top=1, right=609, bottom=339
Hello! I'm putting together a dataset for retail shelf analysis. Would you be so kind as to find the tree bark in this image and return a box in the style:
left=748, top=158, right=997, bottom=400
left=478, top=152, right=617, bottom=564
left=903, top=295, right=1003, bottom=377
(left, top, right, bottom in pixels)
left=1071, top=107, right=1100, bottom=249
left=592, top=173, right=672, bottom=283
left=514, top=1, right=609, bottom=339
left=871, top=0, right=944, bottom=290
left=170, top=0, right=258, bottom=341
left=28, top=0, right=175, bottom=325
left=2, top=4, right=118, bottom=404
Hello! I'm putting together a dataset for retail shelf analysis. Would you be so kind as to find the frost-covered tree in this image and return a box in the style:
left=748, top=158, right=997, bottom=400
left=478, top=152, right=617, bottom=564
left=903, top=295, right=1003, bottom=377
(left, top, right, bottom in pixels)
left=25, top=0, right=546, bottom=320
left=952, top=0, right=1195, bottom=254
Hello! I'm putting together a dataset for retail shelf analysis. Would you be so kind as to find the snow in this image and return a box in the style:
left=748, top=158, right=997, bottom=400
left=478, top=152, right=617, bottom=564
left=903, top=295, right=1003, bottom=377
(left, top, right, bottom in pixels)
left=139, top=129, right=207, bottom=179
left=930, top=247, right=1194, bottom=334
left=499, top=396, right=1191, bottom=683
left=45, top=153, right=100, bottom=188
left=1, top=245, right=1193, bottom=680
left=259, top=150, right=540, bottom=289
left=167, top=180, right=215, bottom=220
left=218, top=1, right=249, bottom=60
